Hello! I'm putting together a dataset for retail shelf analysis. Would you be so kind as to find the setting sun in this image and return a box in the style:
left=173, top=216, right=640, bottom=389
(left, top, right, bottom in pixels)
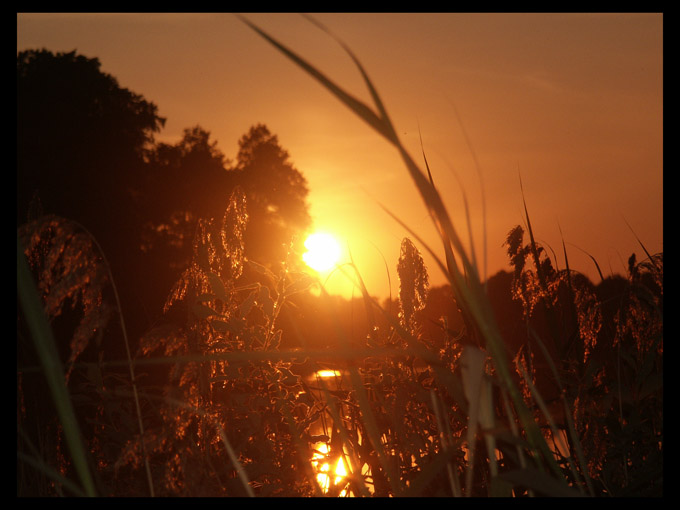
left=303, top=232, right=342, bottom=272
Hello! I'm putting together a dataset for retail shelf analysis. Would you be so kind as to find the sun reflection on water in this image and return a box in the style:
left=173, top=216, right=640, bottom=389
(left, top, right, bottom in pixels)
left=311, top=442, right=349, bottom=496
left=315, top=369, right=341, bottom=379
left=308, top=368, right=353, bottom=496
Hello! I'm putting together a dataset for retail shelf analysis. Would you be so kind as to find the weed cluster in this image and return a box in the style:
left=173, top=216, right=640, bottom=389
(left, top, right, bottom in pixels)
left=17, top=190, right=662, bottom=496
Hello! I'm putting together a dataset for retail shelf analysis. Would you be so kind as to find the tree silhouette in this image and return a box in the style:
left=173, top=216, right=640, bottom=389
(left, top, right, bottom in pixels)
left=139, top=124, right=313, bottom=318
left=142, top=126, right=232, bottom=222
left=229, top=124, right=311, bottom=268
left=17, top=48, right=166, bottom=359
left=138, top=126, right=234, bottom=317
left=18, top=49, right=312, bottom=343
left=17, top=49, right=165, bottom=230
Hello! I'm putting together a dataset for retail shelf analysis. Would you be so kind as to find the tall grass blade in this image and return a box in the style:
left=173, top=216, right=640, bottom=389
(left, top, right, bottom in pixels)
left=622, top=215, right=660, bottom=271
left=449, top=101, right=488, bottom=281
left=518, top=173, right=549, bottom=293
left=299, top=13, right=400, bottom=145
left=73, top=221, right=155, bottom=496
left=430, top=390, right=462, bottom=497
left=516, top=345, right=585, bottom=495
left=418, top=130, right=479, bottom=278
left=17, top=451, right=88, bottom=497
left=237, top=15, right=396, bottom=145
left=567, top=242, right=605, bottom=282
left=17, top=238, right=97, bottom=497
left=243, top=14, right=573, bottom=494
left=418, top=126, right=437, bottom=189
left=460, top=346, right=484, bottom=496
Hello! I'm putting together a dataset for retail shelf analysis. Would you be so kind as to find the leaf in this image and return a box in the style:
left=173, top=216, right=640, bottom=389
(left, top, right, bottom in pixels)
left=498, top=468, right=581, bottom=497
left=191, top=302, right=219, bottom=320
left=283, top=274, right=315, bottom=297
left=278, top=367, right=299, bottom=386
left=247, top=259, right=277, bottom=280
left=207, top=271, right=228, bottom=302
left=268, top=330, right=282, bottom=350
left=258, top=285, right=275, bottom=316
left=210, top=319, right=240, bottom=333
left=195, top=292, right=217, bottom=303
left=489, top=476, right=514, bottom=497
left=240, top=287, right=259, bottom=317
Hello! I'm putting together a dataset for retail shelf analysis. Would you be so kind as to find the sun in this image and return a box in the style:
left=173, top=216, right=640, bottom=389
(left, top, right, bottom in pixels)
left=302, top=232, right=342, bottom=272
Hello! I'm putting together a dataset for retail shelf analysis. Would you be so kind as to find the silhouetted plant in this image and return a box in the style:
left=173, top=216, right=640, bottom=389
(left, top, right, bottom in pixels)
left=19, top=216, right=113, bottom=381
left=123, top=187, right=319, bottom=496
left=504, top=223, right=662, bottom=496
left=17, top=214, right=147, bottom=496
left=397, top=237, right=429, bottom=335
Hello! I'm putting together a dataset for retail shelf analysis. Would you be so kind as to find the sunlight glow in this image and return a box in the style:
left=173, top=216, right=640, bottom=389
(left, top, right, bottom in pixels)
left=303, top=232, right=342, bottom=272
left=315, top=369, right=342, bottom=379
left=311, top=442, right=349, bottom=496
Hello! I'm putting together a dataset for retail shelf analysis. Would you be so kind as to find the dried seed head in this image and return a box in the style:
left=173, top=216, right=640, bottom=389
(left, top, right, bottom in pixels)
left=397, top=237, right=429, bottom=334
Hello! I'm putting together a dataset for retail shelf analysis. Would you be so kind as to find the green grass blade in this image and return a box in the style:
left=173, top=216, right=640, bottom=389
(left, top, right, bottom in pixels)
left=17, top=451, right=87, bottom=497
left=17, top=238, right=97, bottom=497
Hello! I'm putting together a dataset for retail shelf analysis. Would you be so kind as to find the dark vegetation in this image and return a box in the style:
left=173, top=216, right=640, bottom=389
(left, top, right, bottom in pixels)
left=17, top=48, right=662, bottom=497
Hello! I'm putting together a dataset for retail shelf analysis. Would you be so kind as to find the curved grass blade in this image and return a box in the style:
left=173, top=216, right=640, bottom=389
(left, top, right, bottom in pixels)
left=622, top=215, right=660, bottom=272
left=242, top=14, right=569, bottom=489
left=566, top=242, right=605, bottom=282
left=238, top=15, right=473, bottom=284
left=430, top=390, right=462, bottom=497
left=300, top=12, right=404, bottom=150
left=72, top=220, right=155, bottom=496
left=448, top=101, right=488, bottom=281
left=238, top=15, right=396, bottom=145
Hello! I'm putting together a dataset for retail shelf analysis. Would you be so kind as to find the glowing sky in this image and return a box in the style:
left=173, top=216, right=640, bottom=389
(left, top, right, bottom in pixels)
left=17, top=13, right=663, bottom=299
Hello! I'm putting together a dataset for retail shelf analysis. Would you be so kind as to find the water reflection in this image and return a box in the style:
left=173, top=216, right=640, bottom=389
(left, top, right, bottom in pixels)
left=307, top=368, right=355, bottom=496
left=311, top=442, right=349, bottom=496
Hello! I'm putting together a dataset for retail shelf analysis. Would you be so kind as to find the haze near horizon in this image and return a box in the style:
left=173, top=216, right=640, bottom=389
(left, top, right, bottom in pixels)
left=17, top=12, right=663, bottom=298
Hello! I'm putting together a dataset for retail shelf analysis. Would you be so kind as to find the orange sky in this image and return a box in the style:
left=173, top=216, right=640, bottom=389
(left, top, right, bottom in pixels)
left=17, top=13, right=663, bottom=299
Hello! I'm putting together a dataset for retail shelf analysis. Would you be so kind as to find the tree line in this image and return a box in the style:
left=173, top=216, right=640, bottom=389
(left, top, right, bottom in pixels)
left=18, top=49, right=312, bottom=357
